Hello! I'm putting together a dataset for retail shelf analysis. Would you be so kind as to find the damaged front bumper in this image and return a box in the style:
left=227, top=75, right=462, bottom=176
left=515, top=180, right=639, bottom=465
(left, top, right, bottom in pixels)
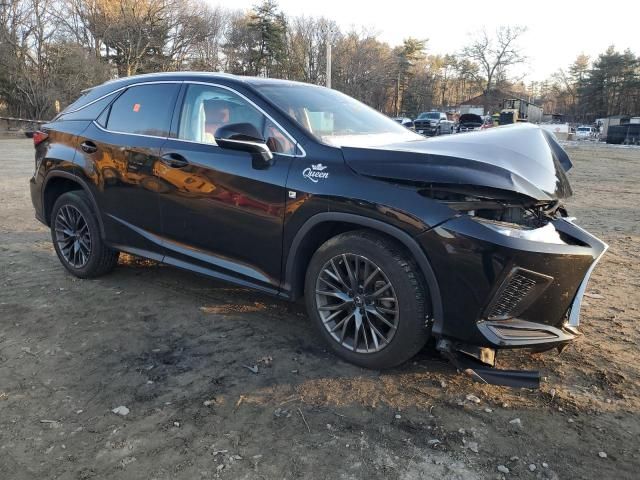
left=417, top=215, right=608, bottom=351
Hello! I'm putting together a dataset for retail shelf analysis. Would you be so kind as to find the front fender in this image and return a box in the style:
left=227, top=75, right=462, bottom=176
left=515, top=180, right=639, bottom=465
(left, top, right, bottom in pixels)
left=283, top=211, right=444, bottom=329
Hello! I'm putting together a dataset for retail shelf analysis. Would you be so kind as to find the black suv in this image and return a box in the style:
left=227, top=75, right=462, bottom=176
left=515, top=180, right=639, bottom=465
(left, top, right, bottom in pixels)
left=30, top=72, right=607, bottom=377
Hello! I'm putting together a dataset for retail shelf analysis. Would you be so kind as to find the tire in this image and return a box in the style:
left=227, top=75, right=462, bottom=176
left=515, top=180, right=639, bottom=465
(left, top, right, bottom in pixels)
left=50, top=190, right=119, bottom=278
left=435, top=126, right=441, bottom=136
left=304, top=230, right=431, bottom=369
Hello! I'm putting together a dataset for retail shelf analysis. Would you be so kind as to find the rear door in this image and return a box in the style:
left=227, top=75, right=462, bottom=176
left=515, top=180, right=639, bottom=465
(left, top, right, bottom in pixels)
left=75, top=82, right=181, bottom=258
left=156, top=83, right=300, bottom=292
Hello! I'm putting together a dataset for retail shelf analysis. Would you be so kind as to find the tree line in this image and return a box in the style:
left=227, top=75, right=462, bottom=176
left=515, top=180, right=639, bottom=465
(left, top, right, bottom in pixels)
left=1, top=0, right=638, bottom=122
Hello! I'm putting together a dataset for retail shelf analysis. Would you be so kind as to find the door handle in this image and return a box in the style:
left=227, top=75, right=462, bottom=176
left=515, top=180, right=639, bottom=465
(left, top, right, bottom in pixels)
left=160, top=153, right=189, bottom=168
left=80, top=141, right=97, bottom=154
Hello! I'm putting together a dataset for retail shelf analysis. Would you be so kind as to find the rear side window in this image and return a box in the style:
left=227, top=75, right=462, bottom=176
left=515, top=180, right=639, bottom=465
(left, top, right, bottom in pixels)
left=58, top=92, right=116, bottom=121
left=105, top=83, right=179, bottom=136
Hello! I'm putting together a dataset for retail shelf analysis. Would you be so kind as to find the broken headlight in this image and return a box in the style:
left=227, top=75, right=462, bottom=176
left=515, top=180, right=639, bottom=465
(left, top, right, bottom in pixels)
left=472, top=218, right=565, bottom=244
left=420, top=186, right=567, bottom=245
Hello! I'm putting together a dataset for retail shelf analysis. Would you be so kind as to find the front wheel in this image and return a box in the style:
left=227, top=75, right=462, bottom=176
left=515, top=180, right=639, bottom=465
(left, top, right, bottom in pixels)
left=305, top=231, right=431, bottom=369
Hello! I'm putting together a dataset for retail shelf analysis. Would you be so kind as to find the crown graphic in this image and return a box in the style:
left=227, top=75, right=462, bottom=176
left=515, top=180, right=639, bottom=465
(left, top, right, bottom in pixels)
left=311, top=163, right=327, bottom=171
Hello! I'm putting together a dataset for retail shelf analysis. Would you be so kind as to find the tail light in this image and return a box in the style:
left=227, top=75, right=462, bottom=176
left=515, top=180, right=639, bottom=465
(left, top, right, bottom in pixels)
left=32, top=131, right=49, bottom=146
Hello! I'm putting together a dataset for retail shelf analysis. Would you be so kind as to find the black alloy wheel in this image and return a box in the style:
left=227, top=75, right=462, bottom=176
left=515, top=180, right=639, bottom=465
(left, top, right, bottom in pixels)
left=305, top=231, right=431, bottom=369
left=50, top=191, right=119, bottom=278
left=315, top=253, right=399, bottom=353
left=54, top=204, right=92, bottom=268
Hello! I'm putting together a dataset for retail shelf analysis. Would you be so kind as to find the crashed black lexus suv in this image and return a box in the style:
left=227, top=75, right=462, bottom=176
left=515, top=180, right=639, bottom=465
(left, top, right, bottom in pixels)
left=29, top=72, right=607, bottom=383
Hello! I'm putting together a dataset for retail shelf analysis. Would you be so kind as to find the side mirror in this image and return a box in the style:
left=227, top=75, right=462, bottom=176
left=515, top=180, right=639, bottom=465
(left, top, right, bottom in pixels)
left=214, top=122, right=273, bottom=168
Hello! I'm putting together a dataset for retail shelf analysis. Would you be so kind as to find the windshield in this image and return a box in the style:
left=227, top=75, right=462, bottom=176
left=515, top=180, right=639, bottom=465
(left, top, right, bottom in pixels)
left=417, top=112, right=440, bottom=120
left=577, top=127, right=591, bottom=132
left=255, top=83, right=422, bottom=147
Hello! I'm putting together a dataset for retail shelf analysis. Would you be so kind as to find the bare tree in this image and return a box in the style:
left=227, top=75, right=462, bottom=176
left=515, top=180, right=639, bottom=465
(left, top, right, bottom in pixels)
left=2, top=1, right=636, bottom=122
left=332, top=30, right=395, bottom=112
left=186, top=4, right=229, bottom=72
left=0, top=0, right=58, bottom=118
left=162, top=0, right=214, bottom=71
left=462, top=25, right=527, bottom=93
left=0, top=0, right=110, bottom=119
left=286, top=16, right=337, bottom=84
left=57, top=0, right=104, bottom=57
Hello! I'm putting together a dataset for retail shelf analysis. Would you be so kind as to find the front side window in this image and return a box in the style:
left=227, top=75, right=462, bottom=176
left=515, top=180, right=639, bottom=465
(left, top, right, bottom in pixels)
left=178, top=84, right=298, bottom=155
left=256, top=83, right=422, bottom=147
left=105, top=83, right=179, bottom=136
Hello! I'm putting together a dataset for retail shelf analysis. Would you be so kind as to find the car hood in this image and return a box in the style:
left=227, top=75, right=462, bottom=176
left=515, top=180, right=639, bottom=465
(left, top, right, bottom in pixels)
left=458, top=113, right=483, bottom=126
left=341, top=123, right=573, bottom=201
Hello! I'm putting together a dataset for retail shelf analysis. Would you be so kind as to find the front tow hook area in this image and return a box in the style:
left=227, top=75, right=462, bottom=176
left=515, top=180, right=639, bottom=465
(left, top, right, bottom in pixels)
left=437, top=340, right=541, bottom=389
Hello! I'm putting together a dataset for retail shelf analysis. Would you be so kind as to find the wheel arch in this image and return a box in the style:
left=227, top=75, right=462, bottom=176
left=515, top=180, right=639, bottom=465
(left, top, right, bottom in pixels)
left=283, top=212, right=443, bottom=326
left=43, top=172, right=105, bottom=237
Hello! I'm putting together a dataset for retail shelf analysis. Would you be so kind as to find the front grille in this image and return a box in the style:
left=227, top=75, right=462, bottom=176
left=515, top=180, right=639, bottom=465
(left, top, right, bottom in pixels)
left=485, top=268, right=553, bottom=320
left=488, top=273, right=536, bottom=318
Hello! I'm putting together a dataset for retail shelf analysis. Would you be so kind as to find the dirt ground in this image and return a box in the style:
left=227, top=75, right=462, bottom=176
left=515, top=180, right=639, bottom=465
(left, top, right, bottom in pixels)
left=0, top=137, right=638, bottom=480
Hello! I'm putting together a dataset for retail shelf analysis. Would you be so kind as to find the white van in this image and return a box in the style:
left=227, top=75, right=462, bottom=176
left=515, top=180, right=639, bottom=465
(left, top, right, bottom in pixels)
left=576, top=126, right=597, bottom=140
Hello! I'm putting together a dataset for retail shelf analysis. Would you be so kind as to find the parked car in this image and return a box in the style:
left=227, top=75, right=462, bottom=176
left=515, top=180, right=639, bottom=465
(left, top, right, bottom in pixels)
left=29, top=73, right=607, bottom=384
left=456, top=113, right=484, bottom=133
left=392, top=116, right=415, bottom=130
left=575, top=126, right=597, bottom=140
left=413, top=111, right=454, bottom=136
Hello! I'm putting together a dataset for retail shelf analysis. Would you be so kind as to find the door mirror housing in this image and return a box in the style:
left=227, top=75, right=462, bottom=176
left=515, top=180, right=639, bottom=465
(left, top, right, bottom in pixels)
left=214, top=122, right=273, bottom=168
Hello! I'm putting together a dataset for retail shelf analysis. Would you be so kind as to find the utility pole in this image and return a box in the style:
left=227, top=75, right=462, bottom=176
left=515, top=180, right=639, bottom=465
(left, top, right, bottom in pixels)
left=326, top=41, right=332, bottom=89
left=395, top=72, right=400, bottom=117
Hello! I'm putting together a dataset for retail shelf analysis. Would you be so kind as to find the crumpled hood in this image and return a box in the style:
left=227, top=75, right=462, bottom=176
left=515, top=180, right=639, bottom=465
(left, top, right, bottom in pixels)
left=458, top=113, right=483, bottom=126
left=342, top=124, right=573, bottom=201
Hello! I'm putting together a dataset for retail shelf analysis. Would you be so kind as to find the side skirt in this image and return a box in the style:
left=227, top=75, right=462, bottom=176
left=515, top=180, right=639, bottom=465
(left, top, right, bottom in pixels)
left=110, top=244, right=282, bottom=298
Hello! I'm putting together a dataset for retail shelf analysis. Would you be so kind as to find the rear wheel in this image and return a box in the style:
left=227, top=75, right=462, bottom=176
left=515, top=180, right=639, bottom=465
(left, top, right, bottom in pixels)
left=305, top=231, right=431, bottom=369
left=51, top=191, right=119, bottom=278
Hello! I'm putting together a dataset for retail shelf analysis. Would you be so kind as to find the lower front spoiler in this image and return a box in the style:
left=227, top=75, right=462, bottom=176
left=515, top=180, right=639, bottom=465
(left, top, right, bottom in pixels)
left=437, top=319, right=580, bottom=390
left=437, top=338, right=555, bottom=389
left=477, top=319, right=578, bottom=349
left=444, top=349, right=541, bottom=389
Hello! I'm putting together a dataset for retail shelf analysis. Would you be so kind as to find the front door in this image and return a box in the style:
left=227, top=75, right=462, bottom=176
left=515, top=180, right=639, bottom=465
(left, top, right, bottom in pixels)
left=76, top=82, right=180, bottom=258
left=157, top=83, right=300, bottom=292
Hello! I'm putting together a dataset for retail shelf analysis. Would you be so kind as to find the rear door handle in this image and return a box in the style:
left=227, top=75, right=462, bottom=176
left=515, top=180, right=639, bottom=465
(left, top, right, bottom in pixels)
left=80, top=141, right=97, bottom=154
left=160, top=153, right=189, bottom=168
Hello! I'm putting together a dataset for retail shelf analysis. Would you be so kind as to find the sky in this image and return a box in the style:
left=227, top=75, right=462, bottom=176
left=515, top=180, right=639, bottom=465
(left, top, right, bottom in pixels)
left=206, top=0, right=638, bottom=81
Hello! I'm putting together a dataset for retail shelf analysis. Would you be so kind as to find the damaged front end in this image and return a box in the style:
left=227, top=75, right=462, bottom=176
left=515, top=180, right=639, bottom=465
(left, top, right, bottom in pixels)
left=422, top=207, right=607, bottom=387
left=343, top=124, right=608, bottom=387
left=418, top=184, right=607, bottom=387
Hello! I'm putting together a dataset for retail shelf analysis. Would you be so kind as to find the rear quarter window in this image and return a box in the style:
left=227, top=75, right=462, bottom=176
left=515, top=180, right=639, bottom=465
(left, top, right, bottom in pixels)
left=58, top=92, right=117, bottom=121
left=105, top=83, right=180, bottom=137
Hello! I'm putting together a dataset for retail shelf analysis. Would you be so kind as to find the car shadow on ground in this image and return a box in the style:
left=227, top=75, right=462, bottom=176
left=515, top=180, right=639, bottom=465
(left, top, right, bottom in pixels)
left=82, top=255, right=539, bottom=412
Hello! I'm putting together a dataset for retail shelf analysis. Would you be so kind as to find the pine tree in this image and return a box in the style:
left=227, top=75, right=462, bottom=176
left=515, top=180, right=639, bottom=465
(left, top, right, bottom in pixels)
left=248, top=0, right=287, bottom=77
